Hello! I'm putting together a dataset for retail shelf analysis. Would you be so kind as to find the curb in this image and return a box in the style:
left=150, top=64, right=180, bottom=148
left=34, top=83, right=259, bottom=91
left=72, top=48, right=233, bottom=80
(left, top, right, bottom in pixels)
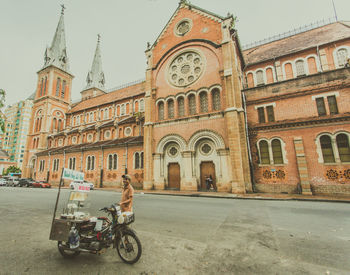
left=141, top=192, right=350, bottom=203
left=53, top=187, right=350, bottom=203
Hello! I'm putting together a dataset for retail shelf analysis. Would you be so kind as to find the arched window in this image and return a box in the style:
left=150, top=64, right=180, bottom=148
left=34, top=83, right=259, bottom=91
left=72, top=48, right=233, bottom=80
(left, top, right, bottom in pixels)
left=158, top=102, right=164, bottom=120
left=139, top=99, right=145, bottom=112
left=212, top=89, right=221, bottom=111
left=284, top=63, right=293, bottom=80
left=38, top=117, right=42, bottom=132
left=177, top=97, right=185, bottom=117
left=168, top=99, right=174, bottom=119
left=56, top=78, right=61, bottom=96
left=256, top=70, right=264, bottom=85
left=337, top=48, right=348, bottom=68
left=40, top=78, right=44, bottom=96
left=87, top=156, right=91, bottom=170
left=44, top=77, right=47, bottom=95
left=61, top=80, right=66, bottom=98
left=295, top=60, right=306, bottom=76
left=108, top=154, right=113, bottom=170
left=57, top=119, right=62, bottom=131
left=247, top=73, right=254, bottom=88
left=307, top=57, right=317, bottom=74
left=89, top=112, right=93, bottom=123
left=266, top=68, right=274, bottom=84
left=320, top=135, right=335, bottom=163
left=91, top=156, right=95, bottom=170
left=52, top=118, right=57, bottom=131
left=141, top=152, right=144, bottom=169
left=259, top=140, right=270, bottom=164
left=135, top=152, right=140, bottom=169
left=188, top=94, right=196, bottom=115
left=336, top=134, right=350, bottom=162
left=69, top=157, right=76, bottom=170
left=199, top=92, right=208, bottom=113
left=121, top=104, right=126, bottom=116
left=271, top=139, right=283, bottom=164
left=113, top=154, right=118, bottom=170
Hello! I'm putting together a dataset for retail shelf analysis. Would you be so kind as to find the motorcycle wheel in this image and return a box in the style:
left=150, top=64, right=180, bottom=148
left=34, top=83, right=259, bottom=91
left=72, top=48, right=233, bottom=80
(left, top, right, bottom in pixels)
left=116, top=229, right=142, bottom=264
left=57, top=241, right=80, bottom=258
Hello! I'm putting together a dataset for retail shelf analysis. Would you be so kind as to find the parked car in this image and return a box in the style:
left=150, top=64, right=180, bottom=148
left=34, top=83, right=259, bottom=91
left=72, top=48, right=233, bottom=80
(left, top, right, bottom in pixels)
left=0, top=178, right=7, bottom=186
left=6, top=178, right=20, bottom=187
left=19, top=178, right=35, bottom=187
left=69, top=180, right=94, bottom=190
left=32, top=181, right=51, bottom=188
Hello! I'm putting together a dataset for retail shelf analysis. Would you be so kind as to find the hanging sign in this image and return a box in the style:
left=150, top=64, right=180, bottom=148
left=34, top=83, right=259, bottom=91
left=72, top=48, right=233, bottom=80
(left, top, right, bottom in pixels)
left=62, top=168, right=84, bottom=181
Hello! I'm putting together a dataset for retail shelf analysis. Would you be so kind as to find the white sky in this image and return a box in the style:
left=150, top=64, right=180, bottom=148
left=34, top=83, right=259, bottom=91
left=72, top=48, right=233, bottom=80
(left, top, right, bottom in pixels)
left=1, top=0, right=349, bottom=107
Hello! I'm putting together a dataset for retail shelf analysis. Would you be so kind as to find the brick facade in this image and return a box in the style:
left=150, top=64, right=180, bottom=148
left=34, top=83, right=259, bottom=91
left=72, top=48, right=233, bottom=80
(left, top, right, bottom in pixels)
left=23, top=2, right=350, bottom=196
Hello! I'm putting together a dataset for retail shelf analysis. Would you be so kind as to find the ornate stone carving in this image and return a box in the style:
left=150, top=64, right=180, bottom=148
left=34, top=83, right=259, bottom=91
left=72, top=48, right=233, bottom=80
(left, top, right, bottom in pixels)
left=175, top=19, right=192, bottom=36
left=168, top=51, right=205, bottom=87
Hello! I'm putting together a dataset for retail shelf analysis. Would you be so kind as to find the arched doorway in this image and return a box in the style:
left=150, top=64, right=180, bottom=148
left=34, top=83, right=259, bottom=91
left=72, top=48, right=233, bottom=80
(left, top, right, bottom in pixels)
left=29, top=158, right=37, bottom=180
left=200, top=161, right=216, bottom=190
left=168, top=163, right=180, bottom=190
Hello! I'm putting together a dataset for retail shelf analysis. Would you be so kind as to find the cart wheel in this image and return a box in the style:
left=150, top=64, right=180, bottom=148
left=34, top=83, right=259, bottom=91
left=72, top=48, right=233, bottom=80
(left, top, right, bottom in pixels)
left=57, top=241, right=80, bottom=258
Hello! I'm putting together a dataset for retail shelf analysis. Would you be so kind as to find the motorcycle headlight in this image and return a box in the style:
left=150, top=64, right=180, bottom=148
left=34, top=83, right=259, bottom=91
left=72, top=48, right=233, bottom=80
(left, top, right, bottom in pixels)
left=117, top=215, right=125, bottom=224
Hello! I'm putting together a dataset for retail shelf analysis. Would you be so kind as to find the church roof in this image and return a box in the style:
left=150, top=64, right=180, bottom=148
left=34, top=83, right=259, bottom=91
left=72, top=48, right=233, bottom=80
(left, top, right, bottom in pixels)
left=42, top=6, right=70, bottom=72
left=84, top=35, right=105, bottom=91
left=150, top=0, right=231, bottom=50
left=37, top=136, right=143, bottom=156
left=69, top=81, right=145, bottom=114
left=243, top=21, right=350, bottom=66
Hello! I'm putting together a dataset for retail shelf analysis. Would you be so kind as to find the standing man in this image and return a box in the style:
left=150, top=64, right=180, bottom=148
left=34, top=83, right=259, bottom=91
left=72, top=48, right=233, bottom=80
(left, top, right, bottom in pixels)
left=119, top=174, right=134, bottom=212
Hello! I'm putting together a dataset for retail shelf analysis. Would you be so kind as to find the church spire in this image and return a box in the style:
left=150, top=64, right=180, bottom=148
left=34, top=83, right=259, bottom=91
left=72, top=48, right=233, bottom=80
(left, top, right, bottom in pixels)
left=85, top=34, right=105, bottom=90
left=43, top=4, right=69, bottom=72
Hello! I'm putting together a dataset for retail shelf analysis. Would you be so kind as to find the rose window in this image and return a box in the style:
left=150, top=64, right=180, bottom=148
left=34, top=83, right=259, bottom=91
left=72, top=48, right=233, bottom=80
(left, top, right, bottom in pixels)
left=201, top=143, right=212, bottom=155
left=177, top=21, right=191, bottom=36
left=168, top=51, right=204, bottom=87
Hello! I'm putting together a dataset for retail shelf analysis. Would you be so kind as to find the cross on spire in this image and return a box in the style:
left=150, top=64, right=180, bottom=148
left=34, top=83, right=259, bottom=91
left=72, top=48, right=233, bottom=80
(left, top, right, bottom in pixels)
left=60, top=4, right=66, bottom=15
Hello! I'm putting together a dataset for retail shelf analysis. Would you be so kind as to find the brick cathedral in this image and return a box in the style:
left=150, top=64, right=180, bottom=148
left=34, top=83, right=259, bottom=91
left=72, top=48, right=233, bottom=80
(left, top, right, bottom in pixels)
left=22, top=1, right=350, bottom=196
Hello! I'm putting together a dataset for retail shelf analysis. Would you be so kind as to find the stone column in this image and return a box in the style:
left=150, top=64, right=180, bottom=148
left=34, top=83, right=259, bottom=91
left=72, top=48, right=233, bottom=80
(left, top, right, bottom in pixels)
left=221, top=36, right=252, bottom=194
left=181, top=151, right=197, bottom=191
left=207, top=91, right=213, bottom=112
left=153, top=153, right=165, bottom=189
left=293, top=137, right=312, bottom=195
left=143, top=47, right=155, bottom=190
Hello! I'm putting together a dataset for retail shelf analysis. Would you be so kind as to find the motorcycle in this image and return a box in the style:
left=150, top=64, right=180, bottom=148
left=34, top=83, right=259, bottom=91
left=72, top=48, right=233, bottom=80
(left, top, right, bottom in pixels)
left=56, top=203, right=142, bottom=264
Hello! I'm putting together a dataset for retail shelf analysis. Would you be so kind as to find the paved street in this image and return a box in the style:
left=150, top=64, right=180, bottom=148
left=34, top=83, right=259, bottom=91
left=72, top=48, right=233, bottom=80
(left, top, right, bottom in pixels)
left=0, top=187, right=350, bottom=275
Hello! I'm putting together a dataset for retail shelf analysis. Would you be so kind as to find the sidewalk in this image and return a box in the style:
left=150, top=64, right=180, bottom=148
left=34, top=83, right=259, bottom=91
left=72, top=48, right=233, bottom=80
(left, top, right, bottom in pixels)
left=88, top=186, right=350, bottom=203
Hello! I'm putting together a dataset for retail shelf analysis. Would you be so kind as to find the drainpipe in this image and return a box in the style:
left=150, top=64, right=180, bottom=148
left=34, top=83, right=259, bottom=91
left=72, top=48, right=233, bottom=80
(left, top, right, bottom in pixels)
left=124, top=143, right=128, bottom=174
left=47, top=152, right=51, bottom=182
left=100, top=145, right=104, bottom=188
left=242, top=92, right=256, bottom=192
left=62, top=149, right=66, bottom=186
left=273, top=57, right=278, bottom=81
left=316, top=45, right=323, bottom=72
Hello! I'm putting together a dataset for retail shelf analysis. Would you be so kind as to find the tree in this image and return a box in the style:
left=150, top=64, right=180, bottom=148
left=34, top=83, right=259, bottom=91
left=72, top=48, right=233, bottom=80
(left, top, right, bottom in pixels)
left=3, top=166, right=21, bottom=176
left=0, top=89, right=5, bottom=132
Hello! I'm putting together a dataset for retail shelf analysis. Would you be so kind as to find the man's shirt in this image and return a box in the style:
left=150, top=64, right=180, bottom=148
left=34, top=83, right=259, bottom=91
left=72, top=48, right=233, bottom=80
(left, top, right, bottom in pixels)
left=121, top=183, right=134, bottom=212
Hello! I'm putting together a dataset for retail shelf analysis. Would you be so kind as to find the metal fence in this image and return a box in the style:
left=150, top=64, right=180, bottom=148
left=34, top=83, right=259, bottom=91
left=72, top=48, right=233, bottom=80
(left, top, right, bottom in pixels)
left=106, top=78, right=145, bottom=93
left=242, top=17, right=337, bottom=50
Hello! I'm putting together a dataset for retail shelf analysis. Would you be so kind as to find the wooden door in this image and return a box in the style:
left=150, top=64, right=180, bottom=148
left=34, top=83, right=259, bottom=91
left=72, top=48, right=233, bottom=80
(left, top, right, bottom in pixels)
left=168, top=163, right=180, bottom=190
left=200, top=161, right=216, bottom=190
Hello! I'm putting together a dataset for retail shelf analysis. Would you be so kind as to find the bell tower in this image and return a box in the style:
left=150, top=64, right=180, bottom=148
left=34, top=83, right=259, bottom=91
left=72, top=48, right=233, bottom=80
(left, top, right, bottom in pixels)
left=23, top=5, right=74, bottom=179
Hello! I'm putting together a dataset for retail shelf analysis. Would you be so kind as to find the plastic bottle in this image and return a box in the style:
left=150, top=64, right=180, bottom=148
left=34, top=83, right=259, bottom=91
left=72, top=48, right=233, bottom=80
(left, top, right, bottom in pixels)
left=68, top=226, right=80, bottom=249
